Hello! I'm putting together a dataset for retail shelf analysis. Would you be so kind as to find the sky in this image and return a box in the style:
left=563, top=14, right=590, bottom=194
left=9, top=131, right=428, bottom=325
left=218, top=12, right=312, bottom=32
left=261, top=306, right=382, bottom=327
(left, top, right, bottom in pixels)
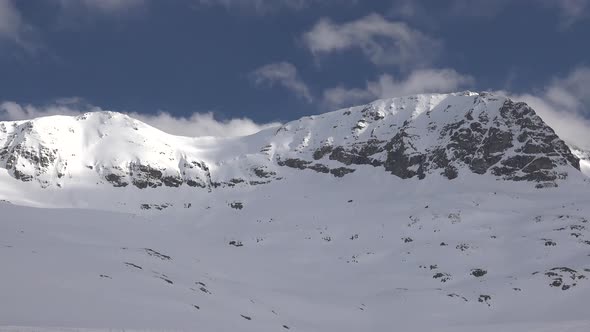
left=0, top=0, right=589, bottom=146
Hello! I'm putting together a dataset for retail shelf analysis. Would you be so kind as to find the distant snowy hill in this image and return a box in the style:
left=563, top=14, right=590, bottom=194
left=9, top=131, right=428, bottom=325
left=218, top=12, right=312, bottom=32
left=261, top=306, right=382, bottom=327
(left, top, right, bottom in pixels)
left=1, top=92, right=589, bottom=332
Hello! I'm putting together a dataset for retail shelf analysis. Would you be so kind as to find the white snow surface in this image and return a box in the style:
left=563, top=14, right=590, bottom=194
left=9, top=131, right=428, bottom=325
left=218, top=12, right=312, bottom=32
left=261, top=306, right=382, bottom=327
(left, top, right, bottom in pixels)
left=0, top=92, right=589, bottom=331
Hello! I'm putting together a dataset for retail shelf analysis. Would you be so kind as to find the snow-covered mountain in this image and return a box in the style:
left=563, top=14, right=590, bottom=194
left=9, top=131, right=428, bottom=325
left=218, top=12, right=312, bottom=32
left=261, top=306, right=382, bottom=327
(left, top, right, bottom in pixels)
left=1, top=92, right=589, bottom=332
left=0, top=91, right=583, bottom=208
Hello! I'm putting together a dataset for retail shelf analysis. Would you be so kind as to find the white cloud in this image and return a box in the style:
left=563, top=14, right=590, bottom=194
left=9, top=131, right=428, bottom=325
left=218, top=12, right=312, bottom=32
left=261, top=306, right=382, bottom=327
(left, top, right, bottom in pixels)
left=542, top=0, right=590, bottom=26
left=391, top=0, right=588, bottom=28
left=194, top=0, right=356, bottom=13
left=0, top=101, right=81, bottom=120
left=0, top=0, right=22, bottom=42
left=0, top=0, right=145, bottom=52
left=391, top=0, right=510, bottom=21
left=545, top=67, right=590, bottom=110
left=323, top=68, right=473, bottom=109
left=196, top=0, right=306, bottom=12
left=130, top=111, right=279, bottom=137
left=303, top=13, right=441, bottom=68
left=0, top=100, right=279, bottom=138
left=505, top=66, right=590, bottom=150
left=58, top=0, right=146, bottom=13
left=512, top=94, right=590, bottom=151
left=0, top=0, right=34, bottom=50
left=251, top=62, right=313, bottom=102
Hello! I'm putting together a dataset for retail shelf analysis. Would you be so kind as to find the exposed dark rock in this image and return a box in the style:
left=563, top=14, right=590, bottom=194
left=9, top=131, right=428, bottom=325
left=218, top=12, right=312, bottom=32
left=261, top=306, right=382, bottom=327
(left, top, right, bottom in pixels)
left=478, top=295, right=491, bottom=306
left=159, top=276, right=174, bottom=285
left=328, top=141, right=384, bottom=167
left=13, top=169, right=33, bottom=182
left=544, top=267, right=586, bottom=290
left=330, top=167, right=356, bottom=178
left=471, top=268, right=487, bottom=277
left=277, top=158, right=311, bottom=170
left=456, top=243, right=469, bottom=251
left=229, top=178, right=245, bottom=185
left=308, top=164, right=330, bottom=174
left=433, top=272, right=452, bottom=282
left=186, top=179, right=206, bottom=188
left=383, top=131, right=426, bottom=179
left=229, top=202, right=244, bottom=210
left=278, top=156, right=355, bottom=178
left=522, top=157, right=554, bottom=173
left=161, top=175, right=183, bottom=187
left=447, top=293, right=468, bottom=302
left=499, top=155, right=536, bottom=170
left=144, top=248, right=172, bottom=261
left=543, top=239, right=557, bottom=246
left=140, top=203, right=172, bottom=211
left=249, top=180, right=271, bottom=186
left=313, top=145, right=333, bottom=160
left=124, top=262, right=142, bottom=270
left=253, top=167, right=276, bottom=178
left=105, top=173, right=129, bottom=187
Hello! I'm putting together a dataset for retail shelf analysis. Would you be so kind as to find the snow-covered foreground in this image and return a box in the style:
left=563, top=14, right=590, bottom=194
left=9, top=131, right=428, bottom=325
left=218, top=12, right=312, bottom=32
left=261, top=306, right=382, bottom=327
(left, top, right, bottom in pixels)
left=1, top=169, right=590, bottom=331
left=3, top=321, right=590, bottom=332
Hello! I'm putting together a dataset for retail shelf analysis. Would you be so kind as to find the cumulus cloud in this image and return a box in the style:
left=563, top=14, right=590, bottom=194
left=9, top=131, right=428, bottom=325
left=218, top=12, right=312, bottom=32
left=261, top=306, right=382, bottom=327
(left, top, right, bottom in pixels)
left=0, top=0, right=22, bottom=42
left=391, top=0, right=510, bottom=21
left=0, top=0, right=35, bottom=50
left=58, top=0, right=146, bottom=13
left=505, top=66, right=590, bottom=150
left=0, top=101, right=82, bottom=120
left=542, top=0, right=590, bottom=26
left=130, top=111, right=279, bottom=137
left=0, top=0, right=145, bottom=51
left=303, top=13, right=441, bottom=68
left=391, top=0, right=588, bottom=28
left=195, top=0, right=356, bottom=13
left=251, top=62, right=313, bottom=102
left=197, top=0, right=306, bottom=12
left=323, top=68, right=473, bottom=109
left=0, top=100, right=279, bottom=137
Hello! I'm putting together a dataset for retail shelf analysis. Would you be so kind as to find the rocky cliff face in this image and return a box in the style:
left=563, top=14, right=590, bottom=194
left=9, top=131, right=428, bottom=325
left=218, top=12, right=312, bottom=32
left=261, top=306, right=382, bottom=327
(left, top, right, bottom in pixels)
left=271, top=92, right=580, bottom=186
left=0, top=92, right=582, bottom=190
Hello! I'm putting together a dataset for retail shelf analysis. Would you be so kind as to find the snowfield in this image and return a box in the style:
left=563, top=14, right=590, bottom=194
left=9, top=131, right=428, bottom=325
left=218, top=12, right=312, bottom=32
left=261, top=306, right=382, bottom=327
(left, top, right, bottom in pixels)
left=0, top=92, right=589, bottom=331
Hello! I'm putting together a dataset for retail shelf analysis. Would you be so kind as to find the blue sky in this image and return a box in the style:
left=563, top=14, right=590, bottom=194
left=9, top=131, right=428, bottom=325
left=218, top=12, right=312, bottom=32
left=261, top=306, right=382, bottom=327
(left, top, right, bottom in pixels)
left=0, top=0, right=589, bottom=143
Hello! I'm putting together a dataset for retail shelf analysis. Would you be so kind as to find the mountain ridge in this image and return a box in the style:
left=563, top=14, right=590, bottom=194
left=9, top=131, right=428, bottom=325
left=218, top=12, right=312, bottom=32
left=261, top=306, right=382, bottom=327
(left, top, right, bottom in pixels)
left=0, top=91, right=582, bottom=195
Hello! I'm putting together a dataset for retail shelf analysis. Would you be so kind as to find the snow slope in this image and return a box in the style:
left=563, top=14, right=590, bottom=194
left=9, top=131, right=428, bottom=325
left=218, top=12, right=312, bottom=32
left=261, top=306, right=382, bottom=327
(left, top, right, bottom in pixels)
left=1, top=172, right=590, bottom=331
left=0, top=92, right=589, bottom=331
